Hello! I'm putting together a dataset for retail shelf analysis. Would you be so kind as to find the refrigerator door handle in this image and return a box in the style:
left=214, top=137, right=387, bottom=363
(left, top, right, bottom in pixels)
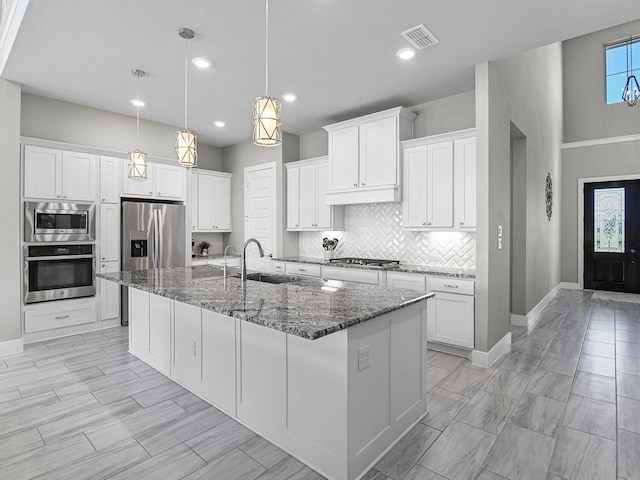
left=152, top=209, right=159, bottom=269
left=157, top=208, right=164, bottom=269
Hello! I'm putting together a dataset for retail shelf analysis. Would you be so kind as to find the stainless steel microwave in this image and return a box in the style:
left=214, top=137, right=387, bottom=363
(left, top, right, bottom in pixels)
left=24, top=201, right=96, bottom=242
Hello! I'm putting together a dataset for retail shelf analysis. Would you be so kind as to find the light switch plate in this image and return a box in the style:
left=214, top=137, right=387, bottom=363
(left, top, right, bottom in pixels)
left=358, top=345, right=371, bottom=371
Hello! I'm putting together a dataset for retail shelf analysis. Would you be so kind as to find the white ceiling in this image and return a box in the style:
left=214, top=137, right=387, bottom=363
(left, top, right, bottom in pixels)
left=3, top=0, right=640, bottom=148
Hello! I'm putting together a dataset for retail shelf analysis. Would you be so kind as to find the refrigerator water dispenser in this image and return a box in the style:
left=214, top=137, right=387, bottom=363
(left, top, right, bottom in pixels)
left=130, top=231, right=147, bottom=258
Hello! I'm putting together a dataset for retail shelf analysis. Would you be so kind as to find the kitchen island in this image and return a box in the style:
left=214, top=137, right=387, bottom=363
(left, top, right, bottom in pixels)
left=99, top=265, right=433, bottom=480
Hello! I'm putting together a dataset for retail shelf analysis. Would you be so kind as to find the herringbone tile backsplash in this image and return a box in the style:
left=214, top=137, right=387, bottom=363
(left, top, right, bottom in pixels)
left=299, top=203, right=476, bottom=268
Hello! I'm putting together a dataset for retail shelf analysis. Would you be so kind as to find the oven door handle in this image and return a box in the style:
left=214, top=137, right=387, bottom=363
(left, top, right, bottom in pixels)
left=24, top=254, right=96, bottom=261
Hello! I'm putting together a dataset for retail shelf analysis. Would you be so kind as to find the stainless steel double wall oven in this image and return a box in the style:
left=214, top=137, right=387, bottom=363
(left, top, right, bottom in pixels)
left=23, top=201, right=97, bottom=304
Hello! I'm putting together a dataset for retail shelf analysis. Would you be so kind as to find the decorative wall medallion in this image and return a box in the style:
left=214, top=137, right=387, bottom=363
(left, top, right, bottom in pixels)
left=545, top=172, right=553, bottom=221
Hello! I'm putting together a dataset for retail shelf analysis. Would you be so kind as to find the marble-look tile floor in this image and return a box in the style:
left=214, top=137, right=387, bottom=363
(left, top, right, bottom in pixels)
left=0, top=289, right=638, bottom=479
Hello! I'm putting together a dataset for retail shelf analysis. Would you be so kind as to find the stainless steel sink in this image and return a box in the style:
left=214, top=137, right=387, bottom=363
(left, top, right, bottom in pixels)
left=236, top=272, right=299, bottom=284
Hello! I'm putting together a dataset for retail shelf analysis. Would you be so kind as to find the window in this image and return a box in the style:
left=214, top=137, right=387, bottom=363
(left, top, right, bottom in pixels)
left=594, top=187, right=625, bottom=253
left=605, top=36, right=640, bottom=104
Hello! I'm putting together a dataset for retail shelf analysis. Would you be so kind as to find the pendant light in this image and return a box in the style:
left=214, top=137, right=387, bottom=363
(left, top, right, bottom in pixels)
left=622, top=32, right=640, bottom=107
left=252, top=0, right=281, bottom=146
left=176, top=28, right=198, bottom=166
left=129, top=69, right=147, bottom=179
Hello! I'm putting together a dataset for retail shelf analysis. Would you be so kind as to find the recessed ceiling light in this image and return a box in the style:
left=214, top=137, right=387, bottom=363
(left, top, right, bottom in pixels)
left=282, top=93, right=297, bottom=102
left=192, top=57, right=212, bottom=69
left=214, top=121, right=226, bottom=128
left=131, top=98, right=145, bottom=107
left=396, top=47, right=417, bottom=60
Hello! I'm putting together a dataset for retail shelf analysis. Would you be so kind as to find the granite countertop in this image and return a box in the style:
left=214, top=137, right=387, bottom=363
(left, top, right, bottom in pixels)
left=99, top=266, right=433, bottom=340
left=271, top=256, right=476, bottom=279
left=192, top=253, right=241, bottom=260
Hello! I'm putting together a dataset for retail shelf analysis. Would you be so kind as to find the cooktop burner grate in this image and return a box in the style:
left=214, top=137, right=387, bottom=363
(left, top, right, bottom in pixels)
left=329, top=257, right=400, bottom=267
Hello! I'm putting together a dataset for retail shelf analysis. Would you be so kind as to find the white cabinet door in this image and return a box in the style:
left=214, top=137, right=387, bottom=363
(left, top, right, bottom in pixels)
left=328, top=125, right=359, bottom=191
left=130, top=288, right=150, bottom=352
left=99, top=262, right=120, bottom=321
left=386, top=271, right=426, bottom=292
left=197, top=174, right=215, bottom=230
left=202, top=310, right=237, bottom=414
left=454, top=137, right=476, bottom=230
left=155, top=164, right=185, bottom=200
left=99, top=203, right=119, bottom=262
left=148, top=293, right=171, bottom=374
left=427, top=141, right=454, bottom=228
left=315, top=163, right=332, bottom=229
left=190, top=173, right=198, bottom=232
left=100, top=156, right=121, bottom=203
left=286, top=166, right=300, bottom=230
left=360, top=116, right=397, bottom=188
left=212, top=174, right=232, bottom=231
left=173, top=301, right=202, bottom=381
left=122, top=158, right=154, bottom=197
left=299, top=164, right=317, bottom=228
left=427, top=292, right=474, bottom=349
left=23, top=146, right=60, bottom=199
left=402, top=145, right=428, bottom=229
left=60, top=151, right=97, bottom=201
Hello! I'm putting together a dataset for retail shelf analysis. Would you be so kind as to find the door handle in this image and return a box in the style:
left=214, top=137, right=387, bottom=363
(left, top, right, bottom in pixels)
left=631, top=249, right=636, bottom=254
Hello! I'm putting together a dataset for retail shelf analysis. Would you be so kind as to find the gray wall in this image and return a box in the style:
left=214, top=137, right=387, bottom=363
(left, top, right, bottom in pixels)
left=561, top=23, right=640, bottom=283
left=221, top=133, right=299, bottom=258
left=561, top=140, right=640, bottom=283
left=21, top=93, right=223, bottom=170
left=476, top=42, right=563, bottom=352
left=0, top=79, right=21, bottom=344
left=563, top=24, right=640, bottom=143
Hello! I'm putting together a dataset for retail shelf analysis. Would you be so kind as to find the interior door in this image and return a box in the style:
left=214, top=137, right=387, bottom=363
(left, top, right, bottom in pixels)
left=244, top=163, right=276, bottom=271
left=584, top=180, right=639, bottom=292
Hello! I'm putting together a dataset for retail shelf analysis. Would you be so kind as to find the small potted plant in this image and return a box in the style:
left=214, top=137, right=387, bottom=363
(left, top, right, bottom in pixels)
left=198, top=241, right=210, bottom=257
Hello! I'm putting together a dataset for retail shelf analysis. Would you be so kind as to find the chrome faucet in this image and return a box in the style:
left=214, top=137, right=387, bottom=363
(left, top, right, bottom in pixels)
left=241, top=238, right=264, bottom=282
left=222, top=245, right=237, bottom=280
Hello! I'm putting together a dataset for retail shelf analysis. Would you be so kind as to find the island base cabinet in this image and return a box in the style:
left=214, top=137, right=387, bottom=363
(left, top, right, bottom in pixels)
left=129, top=289, right=171, bottom=375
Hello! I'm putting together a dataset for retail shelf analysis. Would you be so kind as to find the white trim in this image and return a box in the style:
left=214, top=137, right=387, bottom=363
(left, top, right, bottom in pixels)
left=558, top=282, right=581, bottom=290
left=510, top=314, right=527, bottom=327
left=577, top=173, right=640, bottom=290
left=0, top=0, right=29, bottom=76
left=471, top=332, right=511, bottom=368
left=561, top=133, right=640, bottom=150
left=0, top=338, right=23, bottom=357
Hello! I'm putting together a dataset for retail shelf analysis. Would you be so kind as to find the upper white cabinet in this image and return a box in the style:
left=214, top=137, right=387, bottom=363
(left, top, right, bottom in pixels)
left=24, top=145, right=97, bottom=201
left=286, top=157, right=343, bottom=231
left=191, top=169, right=232, bottom=232
left=122, top=162, right=186, bottom=201
left=100, top=156, right=121, bottom=203
left=323, top=107, right=416, bottom=205
left=402, top=129, right=476, bottom=231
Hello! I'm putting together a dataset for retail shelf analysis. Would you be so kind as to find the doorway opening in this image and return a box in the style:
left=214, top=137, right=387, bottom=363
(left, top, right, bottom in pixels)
left=510, top=122, right=526, bottom=318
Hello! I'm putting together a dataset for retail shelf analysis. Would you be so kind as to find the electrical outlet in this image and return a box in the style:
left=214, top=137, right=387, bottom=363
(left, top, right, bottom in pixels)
left=358, top=345, right=371, bottom=371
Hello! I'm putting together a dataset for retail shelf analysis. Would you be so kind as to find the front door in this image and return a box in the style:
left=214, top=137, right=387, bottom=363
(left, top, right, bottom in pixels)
left=584, top=180, right=640, bottom=292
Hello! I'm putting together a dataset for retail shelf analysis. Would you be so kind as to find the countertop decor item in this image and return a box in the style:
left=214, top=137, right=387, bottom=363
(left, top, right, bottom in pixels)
left=198, top=240, right=210, bottom=256
left=322, top=237, right=339, bottom=260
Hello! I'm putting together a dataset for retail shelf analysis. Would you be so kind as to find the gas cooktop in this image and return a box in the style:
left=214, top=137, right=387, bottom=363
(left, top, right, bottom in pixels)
left=329, top=257, right=400, bottom=267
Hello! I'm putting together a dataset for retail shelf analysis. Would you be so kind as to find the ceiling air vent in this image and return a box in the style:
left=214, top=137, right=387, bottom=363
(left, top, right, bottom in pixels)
left=401, top=24, right=439, bottom=50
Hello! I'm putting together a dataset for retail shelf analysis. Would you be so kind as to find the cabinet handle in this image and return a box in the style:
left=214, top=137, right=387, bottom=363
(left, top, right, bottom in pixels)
left=102, top=198, right=106, bottom=201
left=443, top=284, right=459, bottom=288
left=295, top=224, right=298, bottom=227
left=459, top=221, right=464, bottom=225
left=56, top=195, right=61, bottom=198
left=193, top=226, right=196, bottom=229
left=427, top=222, right=431, bottom=226
left=55, top=315, right=70, bottom=320
left=102, top=264, right=106, bottom=268
left=63, top=195, right=67, bottom=199
left=149, top=191, right=153, bottom=194
left=422, top=222, right=427, bottom=226
left=353, top=183, right=358, bottom=187
left=101, top=256, right=106, bottom=260
left=361, top=182, right=365, bottom=186
left=299, top=268, right=307, bottom=272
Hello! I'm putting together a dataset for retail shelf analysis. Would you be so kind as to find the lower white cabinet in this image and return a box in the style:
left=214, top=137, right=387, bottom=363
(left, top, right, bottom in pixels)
left=386, top=271, right=427, bottom=292
left=129, top=289, right=171, bottom=375
left=286, top=262, right=321, bottom=277
left=24, top=297, right=95, bottom=337
left=99, top=262, right=120, bottom=324
left=173, top=301, right=202, bottom=383
left=426, top=277, right=475, bottom=349
left=321, top=266, right=380, bottom=285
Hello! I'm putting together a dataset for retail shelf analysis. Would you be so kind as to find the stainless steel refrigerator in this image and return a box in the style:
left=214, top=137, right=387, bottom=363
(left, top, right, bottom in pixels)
left=120, top=201, right=186, bottom=324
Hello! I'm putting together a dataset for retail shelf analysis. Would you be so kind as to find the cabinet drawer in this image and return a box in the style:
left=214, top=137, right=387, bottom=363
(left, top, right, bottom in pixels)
left=386, top=271, right=426, bottom=292
left=428, top=277, right=474, bottom=296
left=272, top=262, right=286, bottom=273
left=321, top=266, right=379, bottom=285
left=208, top=257, right=240, bottom=267
left=24, top=302, right=95, bottom=333
left=286, top=263, right=321, bottom=277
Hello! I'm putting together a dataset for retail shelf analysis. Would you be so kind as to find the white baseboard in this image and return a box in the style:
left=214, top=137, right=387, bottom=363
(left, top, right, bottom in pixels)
left=510, top=314, right=527, bottom=327
left=558, top=282, right=581, bottom=290
left=0, top=338, right=24, bottom=357
left=510, top=281, right=580, bottom=329
left=471, top=332, right=511, bottom=368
